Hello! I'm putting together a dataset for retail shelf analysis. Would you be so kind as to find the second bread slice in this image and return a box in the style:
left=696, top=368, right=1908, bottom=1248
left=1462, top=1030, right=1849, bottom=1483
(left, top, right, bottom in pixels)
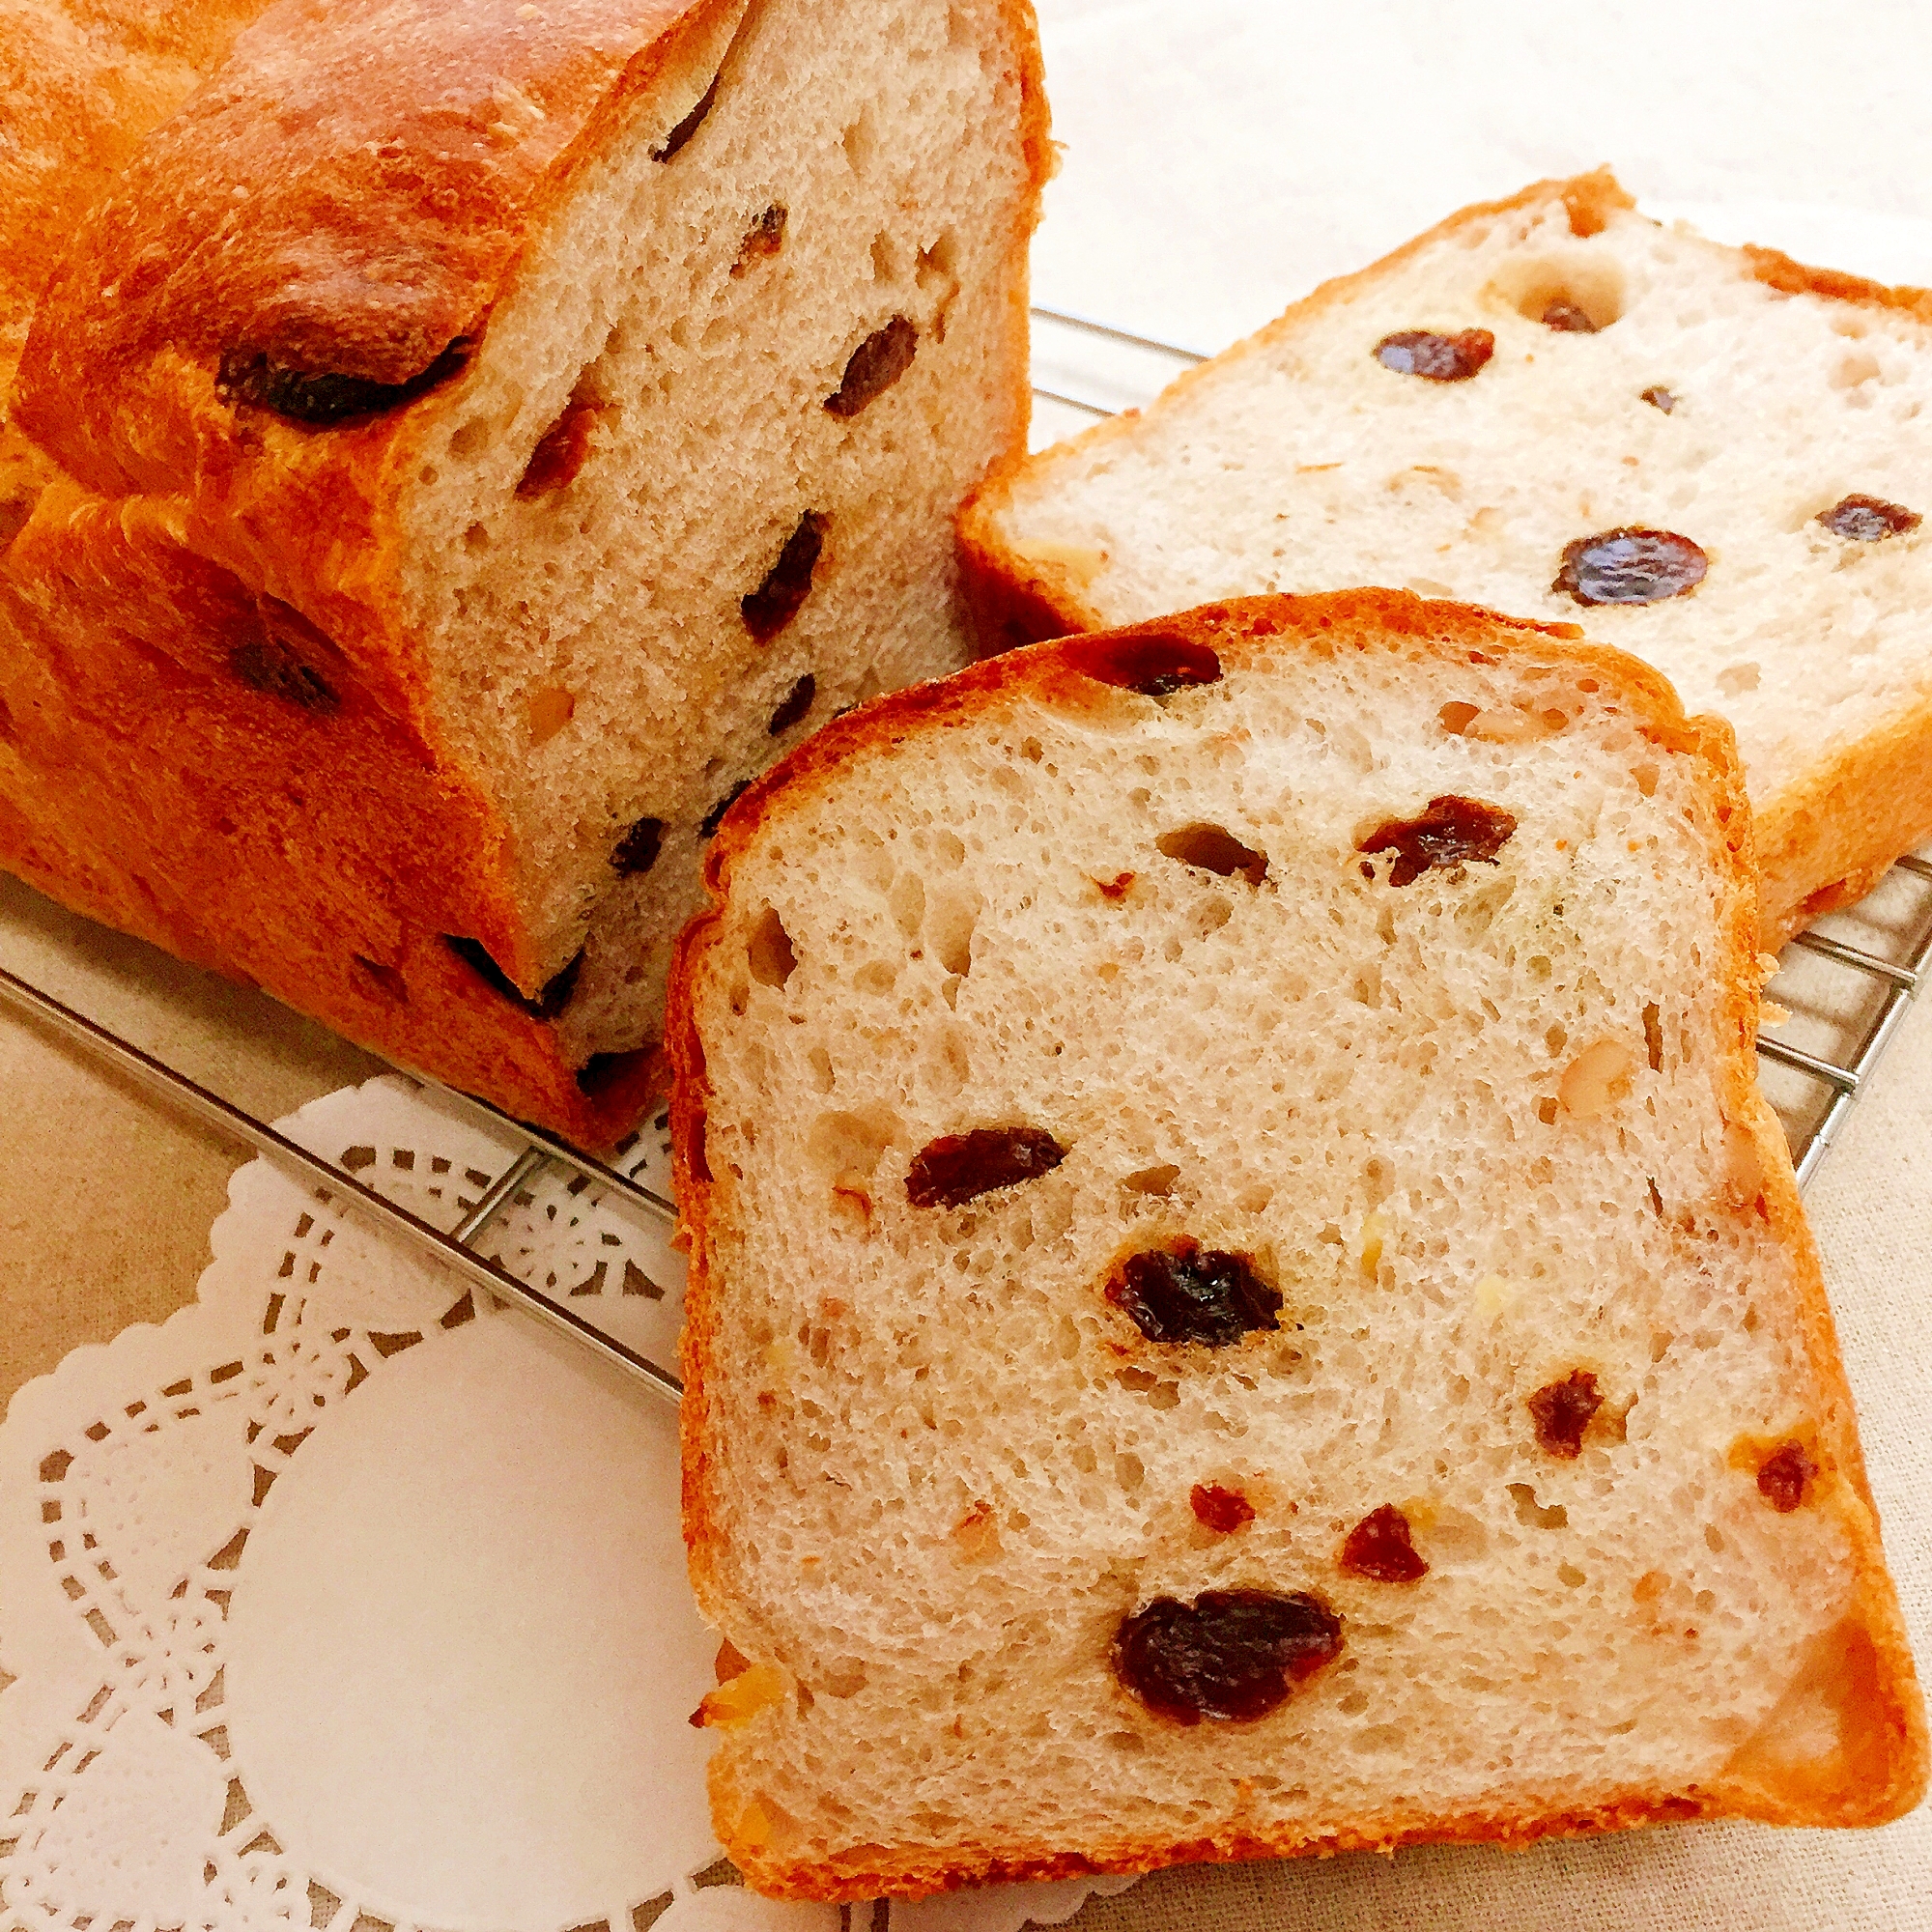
left=963, top=170, right=1932, bottom=946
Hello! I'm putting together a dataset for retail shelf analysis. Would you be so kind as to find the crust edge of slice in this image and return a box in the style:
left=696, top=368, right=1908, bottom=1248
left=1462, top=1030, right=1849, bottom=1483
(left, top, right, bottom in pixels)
left=668, top=587, right=1929, bottom=1900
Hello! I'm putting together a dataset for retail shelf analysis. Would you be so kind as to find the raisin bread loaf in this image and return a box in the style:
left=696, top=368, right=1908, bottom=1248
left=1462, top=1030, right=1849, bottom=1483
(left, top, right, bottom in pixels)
left=0, top=0, right=1048, bottom=1140
left=962, top=169, right=1932, bottom=950
left=671, top=592, right=1924, bottom=1900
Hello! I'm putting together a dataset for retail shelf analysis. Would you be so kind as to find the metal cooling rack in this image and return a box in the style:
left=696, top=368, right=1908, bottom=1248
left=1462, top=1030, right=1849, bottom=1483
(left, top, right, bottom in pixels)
left=2, top=304, right=1928, bottom=1406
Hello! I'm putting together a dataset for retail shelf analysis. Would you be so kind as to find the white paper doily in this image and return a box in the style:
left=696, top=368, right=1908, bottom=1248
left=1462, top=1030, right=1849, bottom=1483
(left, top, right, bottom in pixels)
left=0, top=1075, right=1136, bottom=1932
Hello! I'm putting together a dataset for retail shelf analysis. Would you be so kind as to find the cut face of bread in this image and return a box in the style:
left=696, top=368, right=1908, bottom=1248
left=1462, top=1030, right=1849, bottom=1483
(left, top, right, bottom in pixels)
left=0, top=0, right=1046, bottom=1138
left=962, top=169, right=1932, bottom=947
left=671, top=592, right=1925, bottom=1900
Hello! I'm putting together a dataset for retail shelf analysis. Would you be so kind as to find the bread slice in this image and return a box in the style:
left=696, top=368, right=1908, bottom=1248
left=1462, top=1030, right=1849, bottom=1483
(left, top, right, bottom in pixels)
left=670, top=590, right=1925, bottom=1900
left=961, top=169, right=1932, bottom=951
left=0, top=0, right=1048, bottom=1140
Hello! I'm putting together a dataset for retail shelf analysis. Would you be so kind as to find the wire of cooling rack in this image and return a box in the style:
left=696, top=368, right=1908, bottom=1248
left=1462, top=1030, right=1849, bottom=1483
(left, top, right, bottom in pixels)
left=0, top=961, right=685, bottom=1404
left=1, top=304, right=1926, bottom=1406
left=1760, top=856, right=1932, bottom=1186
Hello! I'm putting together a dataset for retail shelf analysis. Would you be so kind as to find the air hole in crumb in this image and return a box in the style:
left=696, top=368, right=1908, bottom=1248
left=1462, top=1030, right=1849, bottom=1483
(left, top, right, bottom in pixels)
left=517, top=386, right=604, bottom=497
left=702, top=781, right=751, bottom=839
left=767, top=673, right=815, bottom=735
left=808, top=1108, right=899, bottom=1181
left=1122, top=1164, right=1180, bottom=1197
left=449, top=416, right=491, bottom=460
left=841, top=106, right=878, bottom=172
left=1494, top=256, right=1626, bottom=330
left=748, top=909, right=795, bottom=987
left=926, top=889, right=979, bottom=976
left=654, top=74, right=718, bottom=160
left=351, top=953, right=408, bottom=1003
left=1506, top=1483, right=1567, bottom=1530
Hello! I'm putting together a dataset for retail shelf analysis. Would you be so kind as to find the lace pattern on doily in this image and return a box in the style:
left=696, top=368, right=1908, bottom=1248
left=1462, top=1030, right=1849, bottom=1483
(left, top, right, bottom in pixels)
left=0, top=1077, right=1135, bottom=1932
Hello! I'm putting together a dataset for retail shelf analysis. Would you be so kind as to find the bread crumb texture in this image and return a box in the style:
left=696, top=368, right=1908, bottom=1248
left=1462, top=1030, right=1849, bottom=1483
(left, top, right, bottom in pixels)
left=403, top=0, right=1036, bottom=1061
left=971, top=172, right=1932, bottom=946
left=675, top=594, right=1924, bottom=1898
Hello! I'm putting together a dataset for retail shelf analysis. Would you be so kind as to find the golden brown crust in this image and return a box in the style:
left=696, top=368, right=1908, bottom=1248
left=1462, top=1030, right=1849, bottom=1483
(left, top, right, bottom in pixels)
left=0, top=0, right=1048, bottom=1139
left=1755, top=681, right=1932, bottom=946
left=958, top=167, right=1932, bottom=949
left=0, top=0, right=729, bottom=1139
left=670, top=589, right=1927, bottom=1900
left=0, top=483, right=658, bottom=1142
left=14, top=0, right=717, bottom=496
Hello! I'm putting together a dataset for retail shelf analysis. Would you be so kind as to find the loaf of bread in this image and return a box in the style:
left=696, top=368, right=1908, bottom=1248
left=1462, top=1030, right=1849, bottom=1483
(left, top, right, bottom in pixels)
left=670, top=591, right=1925, bottom=1900
left=962, top=169, right=1932, bottom=951
left=0, top=0, right=1048, bottom=1140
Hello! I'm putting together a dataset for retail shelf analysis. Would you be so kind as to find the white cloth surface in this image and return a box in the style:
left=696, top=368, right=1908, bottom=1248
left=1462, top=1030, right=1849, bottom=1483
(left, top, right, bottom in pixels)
left=1023, top=5, right=1932, bottom=1926
left=1030, top=0, right=1932, bottom=353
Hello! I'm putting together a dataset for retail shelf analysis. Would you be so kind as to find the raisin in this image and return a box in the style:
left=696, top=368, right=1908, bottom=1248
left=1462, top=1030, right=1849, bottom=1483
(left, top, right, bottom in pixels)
left=1553, top=527, right=1707, bottom=605
left=218, top=339, right=469, bottom=426
left=1189, top=1484, right=1255, bottom=1533
left=1641, top=385, right=1677, bottom=413
left=1816, top=494, right=1921, bottom=541
left=701, top=781, right=751, bottom=839
left=1528, top=1369, right=1603, bottom=1459
left=1106, top=1240, right=1281, bottom=1347
left=905, top=1126, right=1065, bottom=1208
left=1756, top=1439, right=1816, bottom=1512
left=611, top=815, right=664, bottom=876
left=442, top=936, right=582, bottom=1020
left=1113, top=1589, right=1343, bottom=1724
left=1357, top=795, right=1516, bottom=888
left=825, top=316, right=918, bottom=417
left=517, top=394, right=600, bottom=497
left=767, top=673, right=816, bottom=735
left=654, top=74, right=718, bottom=159
left=1338, top=1505, right=1428, bottom=1582
left=742, top=511, right=826, bottom=641
left=1154, top=823, right=1268, bottom=886
left=1541, top=299, right=1597, bottom=333
left=733, top=203, right=787, bottom=275
left=1062, top=632, right=1222, bottom=696
left=230, top=638, right=338, bottom=714
left=1373, top=329, right=1494, bottom=381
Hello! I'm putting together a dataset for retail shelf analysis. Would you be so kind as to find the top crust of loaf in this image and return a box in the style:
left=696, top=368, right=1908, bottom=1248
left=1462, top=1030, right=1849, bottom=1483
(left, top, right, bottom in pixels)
left=957, top=169, right=1932, bottom=946
left=17, top=0, right=726, bottom=496
left=670, top=590, right=1926, bottom=1900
